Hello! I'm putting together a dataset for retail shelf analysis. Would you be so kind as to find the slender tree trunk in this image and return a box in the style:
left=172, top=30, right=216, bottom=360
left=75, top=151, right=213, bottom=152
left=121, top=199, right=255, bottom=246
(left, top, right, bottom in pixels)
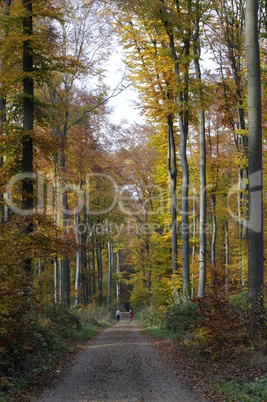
left=167, top=114, right=178, bottom=275
left=246, top=0, right=264, bottom=333
left=197, top=114, right=206, bottom=297
left=92, top=245, right=96, bottom=295
left=211, top=193, right=216, bottom=271
left=59, top=256, right=63, bottom=302
left=53, top=155, right=59, bottom=302
left=54, top=256, right=58, bottom=303
left=0, top=9, right=6, bottom=223
left=97, top=234, right=103, bottom=304
left=163, top=3, right=191, bottom=298
left=191, top=195, right=196, bottom=297
left=59, top=145, right=70, bottom=305
left=179, top=117, right=190, bottom=298
left=198, top=102, right=207, bottom=297
left=75, top=212, right=80, bottom=307
left=38, top=257, right=42, bottom=287
left=107, top=241, right=113, bottom=306
left=0, top=1, right=11, bottom=223
left=168, top=31, right=191, bottom=298
left=87, top=248, right=91, bottom=299
left=225, top=220, right=229, bottom=289
left=116, top=250, right=121, bottom=307
left=193, top=19, right=207, bottom=297
left=22, top=0, right=33, bottom=275
left=81, top=206, right=88, bottom=306
left=145, top=204, right=151, bottom=297
left=192, top=194, right=196, bottom=264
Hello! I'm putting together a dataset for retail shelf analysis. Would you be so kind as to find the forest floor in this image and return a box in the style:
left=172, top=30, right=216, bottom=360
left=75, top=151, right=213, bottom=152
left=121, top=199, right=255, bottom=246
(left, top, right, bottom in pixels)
left=16, top=313, right=201, bottom=402
left=14, top=313, right=266, bottom=402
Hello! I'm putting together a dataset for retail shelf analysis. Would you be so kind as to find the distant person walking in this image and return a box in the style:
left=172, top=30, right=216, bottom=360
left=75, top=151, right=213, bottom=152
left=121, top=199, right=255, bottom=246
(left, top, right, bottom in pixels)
left=129, top=309, right=133, bottom=322
left=116, top=309, right=120, bottom=322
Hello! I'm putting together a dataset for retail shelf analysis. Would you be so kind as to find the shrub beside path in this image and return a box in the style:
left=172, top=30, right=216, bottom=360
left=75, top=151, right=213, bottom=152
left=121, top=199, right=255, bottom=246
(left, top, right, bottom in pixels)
left=35, top=313, right=201, bottom=402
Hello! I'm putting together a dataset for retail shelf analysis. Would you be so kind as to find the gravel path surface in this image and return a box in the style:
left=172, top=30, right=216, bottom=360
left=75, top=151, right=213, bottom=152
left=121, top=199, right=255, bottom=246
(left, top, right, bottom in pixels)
left=37, top=313, right=201, bottom=402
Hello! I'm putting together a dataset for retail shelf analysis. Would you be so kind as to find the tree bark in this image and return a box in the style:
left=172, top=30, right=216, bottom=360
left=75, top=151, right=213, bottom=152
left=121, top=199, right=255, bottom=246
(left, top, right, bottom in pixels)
left=22, top=0, right=33, bottom=276
left=81, top=206, right=88, bottom=306
left=54, top=256, right=58, bottom=303
left=59, top=256, right=63, bottom=302
left=245, top=0, right=264, bottom=332
left=168, top=32, right=190, bottom=298
left=193, top=15, right=207, bottom=297
left=75, top=212, right=80, bottom=307
left=59, top=145, right=70, bottom=305
left=97, top=233, right=103, bottom=304
left=92, top=243, right=96, bottom=295
left=107, top=241, right=113, bottom=306
left=0, top=1, right=11, bottom=223
left=225, top=220, right=229, bottom=289
left=167, top=114, right=178, bottom=275
left=116, top=250, right=121, bottom=307
left=211, top=193, right=216, bottom=270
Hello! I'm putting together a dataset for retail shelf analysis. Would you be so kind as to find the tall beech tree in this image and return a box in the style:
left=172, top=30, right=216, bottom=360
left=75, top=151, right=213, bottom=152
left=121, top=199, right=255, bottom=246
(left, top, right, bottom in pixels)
left=245, top=0, right=264, bottom=331
left=111, top=0, right=181, bottom=289
left=193, top=0, right=206, bottom=297
left=22, top=0, right=33, bottom=275
left=159, top=0, right=191, bottom=297
left=0, top=0, right=11, bottom=223
left=211, top=1, right=248, bottom=286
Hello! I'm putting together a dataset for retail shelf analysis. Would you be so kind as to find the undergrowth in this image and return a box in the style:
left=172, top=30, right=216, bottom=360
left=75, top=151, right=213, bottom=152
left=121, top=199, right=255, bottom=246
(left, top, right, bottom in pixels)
left=212, top=375, right=267, bottom=401
left=145, top=326, right=177, bottom=341
left=0, top=303, right=111, bottom=401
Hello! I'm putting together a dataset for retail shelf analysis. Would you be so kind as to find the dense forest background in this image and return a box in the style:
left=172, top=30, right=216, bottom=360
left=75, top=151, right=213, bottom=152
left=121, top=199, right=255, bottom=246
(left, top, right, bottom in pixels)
left=0, top=0, right=266, bottom=399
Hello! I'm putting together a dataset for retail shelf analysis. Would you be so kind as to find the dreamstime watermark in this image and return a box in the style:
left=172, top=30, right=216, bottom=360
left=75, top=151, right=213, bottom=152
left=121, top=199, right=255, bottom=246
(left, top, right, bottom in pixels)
left=5, top=170, right=263, bottom=234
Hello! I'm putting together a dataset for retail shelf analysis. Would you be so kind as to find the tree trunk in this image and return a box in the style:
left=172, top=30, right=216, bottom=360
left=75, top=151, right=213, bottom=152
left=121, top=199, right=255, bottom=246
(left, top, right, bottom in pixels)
left=54, top=257, right=58, bottom=303
left=211, top=193, right=216, bottom=270
left=167, top=114, right=178, bottom=275
left=197, top=113, right=206, bottom=297
left=191, top=195, right=196, bottom=298
left=116, top=250, right=121, bottom=307
left=144, top=204, right=151, bottom=297
left=168, top=32, right=190, bottom=298
left=193, top=19, right=207, bottom=297
left=92, top=245, right=96, bottom=295
left=107, top=241, right=113, bottom=306
left=22, top=0, right=33, bottom=275
left=0, top=1, right=11, bottom=223
left=75, top=258, right=80, bottom=307
left=87, top=248, right=92, bottom=299
left=75, top=212, right=80, bottom=307
left=38, top=257, right=42, bottom=287
left=81, top=206, right=88, bottom=306
left=245, top=0, right=264, bottom=333
left=59, top=256, right=63, bottom=302
left=59, top=144, right=70, bottom=305
left=97, top=234, right=103, bottom=304
left=225, top=220, right=229, bottom=289
left=53, top=156, right=59, bottom=302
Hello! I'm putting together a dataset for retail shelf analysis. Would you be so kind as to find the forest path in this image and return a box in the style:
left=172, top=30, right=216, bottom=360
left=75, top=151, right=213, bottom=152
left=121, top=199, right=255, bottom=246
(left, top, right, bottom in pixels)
left=37, top=313, right=201, bottom=402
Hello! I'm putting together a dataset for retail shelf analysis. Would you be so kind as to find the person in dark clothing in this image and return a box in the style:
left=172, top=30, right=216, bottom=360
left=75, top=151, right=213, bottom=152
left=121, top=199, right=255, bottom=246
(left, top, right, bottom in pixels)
left=116, top=309, right=120, bottom=322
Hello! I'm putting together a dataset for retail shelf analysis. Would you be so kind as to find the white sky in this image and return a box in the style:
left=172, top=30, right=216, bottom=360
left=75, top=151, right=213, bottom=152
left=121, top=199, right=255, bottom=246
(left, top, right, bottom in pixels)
left=105, top=45, right=217, bottom=126
left=105, top=48, right=143, bottom=125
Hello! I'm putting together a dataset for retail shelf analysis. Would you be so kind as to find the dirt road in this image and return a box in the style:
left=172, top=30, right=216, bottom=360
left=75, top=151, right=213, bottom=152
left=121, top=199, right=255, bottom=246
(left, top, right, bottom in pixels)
left=37, top=313, right=201, bottom=402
